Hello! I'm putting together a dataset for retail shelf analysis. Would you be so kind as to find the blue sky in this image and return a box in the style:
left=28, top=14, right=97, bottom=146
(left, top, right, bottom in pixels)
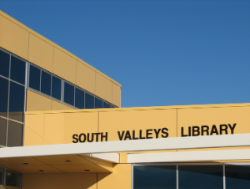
left=1, top=0, right=250, bottom=107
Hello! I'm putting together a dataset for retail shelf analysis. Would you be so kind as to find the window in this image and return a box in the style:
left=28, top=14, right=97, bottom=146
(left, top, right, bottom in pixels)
left=6, top=170, right=20, bottom=187
left=7, top=120, right=23, bottom=147
left=41, top=71, right=51, bottom=96
left=75, top=88, right=84, bottom=109
left=52, top=76, right=61, bottom=100
left=29, top=65, right=40, bottom=91
left=95, top=97, right=103, bottom=108
left=103, top=102, right=110, bottom=108
left=0, top=77, right=8, bottom=118
left=10, top=56, right=25, bottom=85
left=64, top=82, right=74, bottom=106
left=0, top=168, right=3, bottom=185
left=85, top=93, right=94, bottom=109
left=0, top=118, right=7, bottom=146
left=0, top=50, right=10, bottom=78
left=9, top=82, right=25, bottom=122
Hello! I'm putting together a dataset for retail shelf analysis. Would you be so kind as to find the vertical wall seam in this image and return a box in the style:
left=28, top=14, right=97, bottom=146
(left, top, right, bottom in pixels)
left=27, top=32, right=30, bottom=60
left=176, top=109, right=178, bottom=152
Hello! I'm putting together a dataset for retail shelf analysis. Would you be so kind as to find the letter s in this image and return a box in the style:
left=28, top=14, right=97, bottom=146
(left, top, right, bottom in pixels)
left=72, top=134, right=78, bottom=143
left=161, top=128, right=169, bottom=138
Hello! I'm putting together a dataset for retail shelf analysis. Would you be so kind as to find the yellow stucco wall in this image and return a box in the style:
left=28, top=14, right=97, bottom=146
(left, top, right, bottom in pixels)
left=0, top=10, right=121, bottom=107
left=24, top=103, right=250, bottom=162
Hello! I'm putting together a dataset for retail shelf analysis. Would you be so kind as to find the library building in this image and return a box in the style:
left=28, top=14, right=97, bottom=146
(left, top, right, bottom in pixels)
left=0, top=10, right=250, bottom=189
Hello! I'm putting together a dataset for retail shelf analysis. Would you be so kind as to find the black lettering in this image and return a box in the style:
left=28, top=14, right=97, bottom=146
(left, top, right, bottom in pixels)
left=72, top=134, right=78, bottom=143
left=210, top=125, right=219, bottom=135
left=87, top=133, right=94, bottom=142
left=117, top=131, right=125, bottom=141
left=132, top=130, right=139, bottom=140
left=192, top=126, right=200, bottom=136
left=220, top=124, right=228, bottom=134
left=146, top=129, right=153, bottom=139
left=139, top=130, right=145, bottom=139
left=181, top=127, right=188, bottom=137
left=161, top=128, right=168, bottom=138
left=228, top=123, right=237, bottom=134
left=101, top=132, right=108, bottom=141
left=201, top=125, right=209, bottom=135
left=124, top=131, right=132, bottom=140
left=95, top=133, right=101, bottom=142
left=79, top=133, right=86, bottom=143
left=154, top=129, right=161, bottom=138
left=188, top=126, right=191, bottom=136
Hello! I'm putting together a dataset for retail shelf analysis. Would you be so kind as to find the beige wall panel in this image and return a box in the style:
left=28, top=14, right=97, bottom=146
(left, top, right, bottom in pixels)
left=112, top=83, right=121, bottom=107
left=96, top=73, right=112, bottom=103
left=28, top=34, right=53, bottom=72
left=44, top=114, right=64, bottom=144
left=76, top=61, right=96, bottom=94
left=63, top=112, right=98, bottom=144
left=23, top=127, right=44, bottom=146
left=0, top=15, right=29, bottom=59
left=51, top=100, right=74, bottom=110
left=98, top=164, right=131, bottom=189
left=26, top=90, right=52, bottom=111
left=25, top=114, right=45, bottom=138
left=22, top=173, right=97, bottom=189
left=53, top=48, right=77, bottom=83
left=177, top=106, right=250, bottom=137
left=99, top=109, right=177, bottom=141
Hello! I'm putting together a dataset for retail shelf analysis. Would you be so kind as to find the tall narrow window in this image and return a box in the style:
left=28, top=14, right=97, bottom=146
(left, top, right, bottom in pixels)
left=85, top=93, right=94, bottom=109
left=64, top=82, right=74, bottom=106
left=7, top=120, right=23, bottom=147
left=52, top=76, right=61, bottom=100
left=0, top=118, right=7, bottom=146
left=0, top=50, right=10, bottom=78
left=10, top=56, right=25, bottom=84
left=41, top=71, right=51, bottom=96
left=6, top=170, right=20, bottom=187
left=95, top=97, right=103, bottom=108
left=75, top=88, right=84, bottom=109
left=29, top=65, right=41, bottom=91
left=0, top=77, right=8, bottom=118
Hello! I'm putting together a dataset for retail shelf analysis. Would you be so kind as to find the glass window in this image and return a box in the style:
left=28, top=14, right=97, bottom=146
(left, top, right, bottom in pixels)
left=0, top=77, right=8, bottom=118
left=95, top=98, right=103, bottom=109
left=10, top=56, right=25, bottom=84
left=0, top=118, right=7, bottom=146
left=7, top=120, right=23, bottom=147
left=75, top=88, right=84, bottom=109
left=226, top=165, right=250, bottom=189
left=64, top=82, right=74, bottom=106
left=6, top=170, right=20, bottom=187
left=29, top=65, right=40, bottom=91
left=52, top=76, right=61, bottom=100
left=179, top=165, right=223, bottom=189
left=103, top=102, right=110, bottom=108
left=134, top=165, right=176, bottom=189
left=0, top=168, right=3, bottom=185
left=41, top=71, right=51, bottom=96
left=9, top=82, right=25, bottom=122
left=0, top=50, right=10, bottom=78
left=85, top=93, right=94, bottom=109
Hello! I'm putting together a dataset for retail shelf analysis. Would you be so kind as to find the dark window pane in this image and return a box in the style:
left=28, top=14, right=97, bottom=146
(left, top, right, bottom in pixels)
left=134, top=165, right=176, bottom=189
left=85, top=93, right=94, bottom=109
left=226, top=165, right=250, bottom=189
left=95, top=98, right=103, bottom=108
left=0, top=77, right=8, bottom=118
left=179, top=165, right=223, bottom=189
left=0, top=168, right=3, bottom=185
left=0, top=118, right=7, bottom=146
left=52, top=76, right=61, bottom=100
left=75, top=88, right=84, bottom=109
left=29, top=65, right=40, bottom=91
left=103, top=102, right=110, bottom=108
left=6, top=170, right=20, bottom=186
left=9, top=82, right=24, bottom=122
left=64, top=82, right=74, bottom=106
left=0, top=50, right=10, bottom=78
left=10, top=56, right=25, bottom=84
left=7, top=120, right=23, bottom=147
left=41, top=71, right=51, bottom=96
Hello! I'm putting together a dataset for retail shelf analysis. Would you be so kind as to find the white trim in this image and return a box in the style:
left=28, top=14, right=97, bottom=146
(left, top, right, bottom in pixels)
left=80, top=153, right=119, bottom=163
left=127, top=149, right=250, bottom=163
left=0, top=133, right=249, bottom=163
